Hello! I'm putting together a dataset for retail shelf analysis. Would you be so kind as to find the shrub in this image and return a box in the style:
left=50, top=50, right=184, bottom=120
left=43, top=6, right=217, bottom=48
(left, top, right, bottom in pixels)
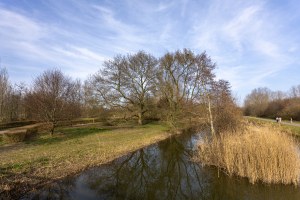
left=101, top=122, right=114, bottom=126
left=3, top=130, right=27, bottom=143
left=195, top=122, right=300, bottom=185
left=88, top=126, right=106, bottom=130
left=26, top=126, right=38, bottom=136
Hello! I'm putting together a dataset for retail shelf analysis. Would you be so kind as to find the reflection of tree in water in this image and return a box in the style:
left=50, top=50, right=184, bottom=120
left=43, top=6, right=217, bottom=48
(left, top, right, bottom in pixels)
left=21, top=130, right=300, bottom=200
left=81, top=135, right=209, bottom=200
left=20, top=176, right=77, bottom=200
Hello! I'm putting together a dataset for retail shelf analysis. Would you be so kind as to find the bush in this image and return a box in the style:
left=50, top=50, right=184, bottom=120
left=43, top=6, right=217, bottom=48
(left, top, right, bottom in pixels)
left=2, top=124, right=41, bottom=143
left=195, top=122, right=300, bottom=185
left=88, top=126, right=96, bottom=130
left=88, top=126, right=106, bottom=130
left=101, top=122, right=114, bottom=126
left=26, top=126, right=39, bottom=136
left=3, top=130, right=27, bottom=143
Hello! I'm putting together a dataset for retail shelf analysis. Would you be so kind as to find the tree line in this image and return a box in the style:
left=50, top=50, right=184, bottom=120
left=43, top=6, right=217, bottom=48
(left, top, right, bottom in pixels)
left=243, top=85, right=300, bottom=120
left=0, top=48, right=240, bottom=136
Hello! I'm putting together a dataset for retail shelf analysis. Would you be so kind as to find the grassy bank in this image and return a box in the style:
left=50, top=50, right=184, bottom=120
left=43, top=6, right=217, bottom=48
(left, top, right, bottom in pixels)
left=0, top=122, right=173, bottom=199
left=247, top=117, right=300, bottom=136
left=253, top=116, right=300, bottom=125
left=195, top=121, right=300, bottom=185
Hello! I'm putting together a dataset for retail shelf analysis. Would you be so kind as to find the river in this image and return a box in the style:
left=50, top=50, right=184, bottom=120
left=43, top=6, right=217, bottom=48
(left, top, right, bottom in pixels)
left=20, top=129, right=300, bottom=200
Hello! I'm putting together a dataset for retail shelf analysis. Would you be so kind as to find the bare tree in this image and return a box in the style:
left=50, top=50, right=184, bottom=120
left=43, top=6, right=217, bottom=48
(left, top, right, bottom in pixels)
left=289, top=85, right=300, bottom=98
left=90, top=50, right=158, bottom=125
left=157, top=49, right=201, bottom=127
left=0, top=66, right=9, bottom=122
left=194, top=52, right=217, bottom=137
left=24, top=69, right=80, bottom=135
left=157, top=49, right=217, bottom=134
left=64, top=79, right=82, bottom=125
left=0, top=67, right=24, bottom=122
left=243, top=87, right=272, bottom=116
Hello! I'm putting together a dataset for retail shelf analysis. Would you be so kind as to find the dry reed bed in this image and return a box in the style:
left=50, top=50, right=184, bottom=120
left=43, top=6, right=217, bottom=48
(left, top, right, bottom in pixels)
left=196, top=123, right=300, bottom=185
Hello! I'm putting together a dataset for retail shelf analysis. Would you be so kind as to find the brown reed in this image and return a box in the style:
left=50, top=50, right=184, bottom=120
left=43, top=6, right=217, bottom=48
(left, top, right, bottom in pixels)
left=196, top=123, right=300, bottom=185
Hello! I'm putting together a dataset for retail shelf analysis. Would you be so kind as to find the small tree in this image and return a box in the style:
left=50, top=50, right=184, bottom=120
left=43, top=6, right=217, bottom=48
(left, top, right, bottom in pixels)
left=24, top=69, right=81, bottom=135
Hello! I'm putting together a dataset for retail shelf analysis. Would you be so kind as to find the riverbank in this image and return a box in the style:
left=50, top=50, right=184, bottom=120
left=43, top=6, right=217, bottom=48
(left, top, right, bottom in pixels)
left=0, top=122, right=182, bottom=199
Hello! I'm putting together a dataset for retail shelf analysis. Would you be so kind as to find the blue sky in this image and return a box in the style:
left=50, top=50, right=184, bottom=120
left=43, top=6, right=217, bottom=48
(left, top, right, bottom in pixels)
left=0, top=0, right=300, bottom=104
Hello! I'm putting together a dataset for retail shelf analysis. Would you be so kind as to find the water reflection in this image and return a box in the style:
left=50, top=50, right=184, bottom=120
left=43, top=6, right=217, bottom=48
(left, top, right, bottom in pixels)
left=21, top=131, right=300, bottom=200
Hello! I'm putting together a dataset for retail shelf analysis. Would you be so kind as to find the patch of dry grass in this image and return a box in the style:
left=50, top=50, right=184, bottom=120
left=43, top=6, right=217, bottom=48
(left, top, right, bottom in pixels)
left=195, top=122, right=300, bottom=185
left=0, top=122, right=172, bottom=199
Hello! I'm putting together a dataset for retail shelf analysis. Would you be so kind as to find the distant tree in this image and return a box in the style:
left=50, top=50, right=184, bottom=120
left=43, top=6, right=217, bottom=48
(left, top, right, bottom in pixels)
left=263, top=99, right=286, bottom=118
left=243, top=87, right=272, bottom=116
left=289, top=85, right=300, bottom=98
left=0, top=66, right=9, bottom=122
left=90, top=50, right=158, bottom=125
left=64, top=79, right=82, bottom=125
left=24, top=69, right=81, bottom=135
left=271, top=90, right=286, bottom=101
left=0, top=67, right=24, bottom=122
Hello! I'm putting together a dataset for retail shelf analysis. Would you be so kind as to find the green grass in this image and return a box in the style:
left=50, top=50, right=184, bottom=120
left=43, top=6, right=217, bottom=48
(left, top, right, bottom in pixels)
left=23, top=127, right=111, bottom=145
left=247, top=117, right=300, bottom=136
left=0, top=134, right=4, bottom=146
left=252, top=116, right=300, bottom=124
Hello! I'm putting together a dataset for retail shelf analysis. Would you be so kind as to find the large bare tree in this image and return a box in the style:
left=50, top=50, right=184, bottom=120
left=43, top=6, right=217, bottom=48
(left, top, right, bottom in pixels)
left=90, top=50, right=158, bottom=125
left=157, top=49, right=217, bottom=132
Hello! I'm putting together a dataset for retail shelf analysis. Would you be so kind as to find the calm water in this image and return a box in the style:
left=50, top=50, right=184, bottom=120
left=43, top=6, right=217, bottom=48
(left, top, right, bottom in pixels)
left=21, top=130, right=300, bottom=200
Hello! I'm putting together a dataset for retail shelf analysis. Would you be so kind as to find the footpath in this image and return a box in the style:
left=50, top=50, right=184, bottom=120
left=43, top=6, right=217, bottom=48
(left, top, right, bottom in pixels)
left=246, top=117, right=300, bottom=127
left=0, top=130, right=9, bottom=135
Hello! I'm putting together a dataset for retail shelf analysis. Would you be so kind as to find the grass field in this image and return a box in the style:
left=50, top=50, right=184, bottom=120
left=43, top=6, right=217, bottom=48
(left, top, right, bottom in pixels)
left=0, top=122, right=173, bottom=199
left=253, top=116, right=300, bottom=125
left=246, top=117, right=300, bottom=136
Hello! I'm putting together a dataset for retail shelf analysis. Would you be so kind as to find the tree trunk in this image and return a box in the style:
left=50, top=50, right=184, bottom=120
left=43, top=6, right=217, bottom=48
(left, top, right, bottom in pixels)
left=50, top=124, right=55, bottom=136
left=207, top=97, right=215, bottom=139
left=138, top=112, right=142, bottom=125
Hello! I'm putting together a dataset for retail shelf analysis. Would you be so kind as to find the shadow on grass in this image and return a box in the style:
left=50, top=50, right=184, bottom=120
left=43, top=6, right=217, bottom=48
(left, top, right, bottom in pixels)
left=0, top=134, right=4, bottom=146
left=24, top=127, right=111, bottom=146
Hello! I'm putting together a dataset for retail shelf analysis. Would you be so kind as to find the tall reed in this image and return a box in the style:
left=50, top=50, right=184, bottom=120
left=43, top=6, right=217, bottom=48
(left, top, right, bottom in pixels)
left=196, top=123, right=300, bottom=185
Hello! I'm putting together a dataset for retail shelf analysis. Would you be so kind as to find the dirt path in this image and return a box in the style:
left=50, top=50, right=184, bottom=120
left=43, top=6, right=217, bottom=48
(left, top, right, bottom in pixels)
left=246, top=117, right=300, bottom=127
left=0, top=130, right=9, bottom=135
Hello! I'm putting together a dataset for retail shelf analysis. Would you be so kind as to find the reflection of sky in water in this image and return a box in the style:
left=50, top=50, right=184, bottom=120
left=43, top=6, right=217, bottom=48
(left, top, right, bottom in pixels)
left=21, top=130, right=300, bottom=200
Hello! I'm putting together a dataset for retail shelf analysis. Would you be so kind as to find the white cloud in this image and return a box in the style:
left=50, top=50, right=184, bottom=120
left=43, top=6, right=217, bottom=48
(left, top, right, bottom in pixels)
left=156, top=2, right=174, bottom=11
left=0, top=8, right=46, bottom=41
left=0, top=0, right=300, bottom=102
left=70, top=46, right=105, bottom=61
